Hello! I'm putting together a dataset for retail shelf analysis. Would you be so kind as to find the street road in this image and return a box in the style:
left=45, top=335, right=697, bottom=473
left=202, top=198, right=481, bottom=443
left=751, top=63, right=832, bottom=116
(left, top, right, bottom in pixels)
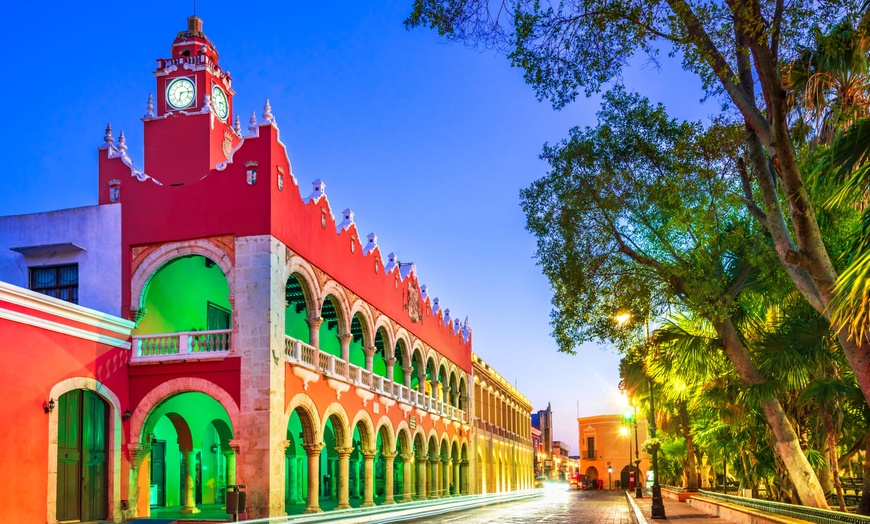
left=388, top=485, right=632, bottom=524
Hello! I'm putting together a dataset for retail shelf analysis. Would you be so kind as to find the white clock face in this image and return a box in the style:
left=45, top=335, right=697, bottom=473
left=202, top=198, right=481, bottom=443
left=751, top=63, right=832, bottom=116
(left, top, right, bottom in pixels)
left=212, top=85, right=229, bottom=120
left=167, top=77, right=195, bottom=109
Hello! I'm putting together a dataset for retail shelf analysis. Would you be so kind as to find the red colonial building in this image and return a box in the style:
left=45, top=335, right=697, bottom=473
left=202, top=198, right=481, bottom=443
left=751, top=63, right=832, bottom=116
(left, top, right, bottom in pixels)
left=0, top=16, right=533, bottom=523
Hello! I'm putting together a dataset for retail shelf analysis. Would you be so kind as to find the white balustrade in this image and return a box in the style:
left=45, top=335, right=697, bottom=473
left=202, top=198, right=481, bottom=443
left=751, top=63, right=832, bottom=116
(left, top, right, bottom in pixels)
left=281, top=335, right=468, bottom=422
left=132, top=329, right=231, bottom=363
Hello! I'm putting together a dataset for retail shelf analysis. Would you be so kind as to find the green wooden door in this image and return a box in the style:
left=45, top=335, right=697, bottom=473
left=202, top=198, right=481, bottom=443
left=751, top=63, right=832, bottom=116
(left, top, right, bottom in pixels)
left=56, top=390, right=108, bottom=522
left=57, top=391, right=81, bottom=521
left=82, top=390, right=108, bottom=521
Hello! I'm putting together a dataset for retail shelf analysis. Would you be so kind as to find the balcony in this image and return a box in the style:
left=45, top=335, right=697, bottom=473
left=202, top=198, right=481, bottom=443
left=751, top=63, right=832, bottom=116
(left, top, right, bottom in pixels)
left=131, top=329, right=231, bottom=363
left=284, top=335, right=468, bottom=424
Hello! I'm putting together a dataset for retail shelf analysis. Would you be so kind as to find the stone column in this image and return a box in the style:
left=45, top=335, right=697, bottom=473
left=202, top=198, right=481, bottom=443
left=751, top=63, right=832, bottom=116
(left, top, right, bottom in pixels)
left=307, top=317, right=324, bottom=350
left=362, top=450, right=377, bottom=507
left=338, top=333, right=352, bottom=362
left=400, top=453, right=414, bottom=502
left=416, top=454, right=428, bottom=500
left=460, top=460, right=469, bottom=495
left=429, top=456, right=440, bottom=498
left=302, top=443, right=324, bottom=513
left=403, top=366, right=414, bottom=389
left=417, top=373, right=427, bottom=394
left=443, top=459, right=452, bottom=496
left=442, top=384, right=451, bottom=406
left=382, top=452, right=397, bottom=504
left=385, top=357, right=397, bottom=383
left=336, top=447, right=353, bottom=510
left=431, top=380, right=440, bottom=402
left=179, top=450, right=200, bottom=514
left=453, top=459, right=460, bottom=495
left=364, top=346, right=377, bottom=372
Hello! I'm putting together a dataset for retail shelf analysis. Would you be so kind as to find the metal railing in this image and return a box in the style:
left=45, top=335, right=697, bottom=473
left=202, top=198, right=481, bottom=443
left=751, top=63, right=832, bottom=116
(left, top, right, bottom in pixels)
left=697, top=489, right=870, bottom=524
left=284, top=335, right=468, bottom=424
left=132, top=329, right=231, bottom=362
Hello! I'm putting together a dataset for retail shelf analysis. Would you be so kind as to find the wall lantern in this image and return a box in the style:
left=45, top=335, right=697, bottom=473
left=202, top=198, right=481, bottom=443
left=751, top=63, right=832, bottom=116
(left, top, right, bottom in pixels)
left=123, top=409, right=133, bottom=421
left=44, top=398, right=55, bottom=414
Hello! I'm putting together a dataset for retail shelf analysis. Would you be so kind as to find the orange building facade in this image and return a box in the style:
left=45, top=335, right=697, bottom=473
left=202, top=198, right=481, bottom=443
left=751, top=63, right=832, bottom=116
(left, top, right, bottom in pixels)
left=577, top=414, right=649, bottom=490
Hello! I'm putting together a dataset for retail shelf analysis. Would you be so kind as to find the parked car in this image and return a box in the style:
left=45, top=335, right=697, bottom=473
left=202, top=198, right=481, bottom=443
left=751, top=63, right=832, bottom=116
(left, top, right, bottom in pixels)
left=568, top=472, right=582, bottom=490
left=534, top=476, right=547, bottom=488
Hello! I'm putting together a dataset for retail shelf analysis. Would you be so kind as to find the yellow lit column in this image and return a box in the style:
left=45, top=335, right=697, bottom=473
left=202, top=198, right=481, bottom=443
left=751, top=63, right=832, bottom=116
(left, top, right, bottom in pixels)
left=416, top=454, right=428, bottom=500
left=362, top=450, right=377, bottom=507
left=302, top=443, right=324, bottom=513
left=382, top=452, right=397, bottom=504
left=336, top=447, right=353, bottom=510
left=400, top=453, right=414, bottom=502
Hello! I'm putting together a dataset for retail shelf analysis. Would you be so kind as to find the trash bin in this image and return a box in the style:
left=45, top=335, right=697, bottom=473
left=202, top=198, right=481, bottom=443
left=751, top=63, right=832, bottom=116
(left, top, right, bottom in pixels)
left=226, top=485, right=247, bottom=521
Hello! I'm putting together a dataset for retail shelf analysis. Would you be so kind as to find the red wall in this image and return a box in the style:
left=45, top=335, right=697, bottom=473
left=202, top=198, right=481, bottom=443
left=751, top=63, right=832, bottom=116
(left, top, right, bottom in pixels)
left=99, top=119, right=472, bottom=373
left=0, top=300, right=131, bottom=523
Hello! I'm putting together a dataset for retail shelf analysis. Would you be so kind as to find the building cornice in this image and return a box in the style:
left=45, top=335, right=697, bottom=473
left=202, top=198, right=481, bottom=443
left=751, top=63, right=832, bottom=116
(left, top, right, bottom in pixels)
left=0, top=281, right=134, bottom=336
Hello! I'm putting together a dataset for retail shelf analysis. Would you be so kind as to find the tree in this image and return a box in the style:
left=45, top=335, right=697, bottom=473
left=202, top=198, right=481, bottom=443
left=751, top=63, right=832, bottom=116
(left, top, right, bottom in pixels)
left=406, top=0, right=870, bottom=469
left=517, top=86, right=828, bottom=506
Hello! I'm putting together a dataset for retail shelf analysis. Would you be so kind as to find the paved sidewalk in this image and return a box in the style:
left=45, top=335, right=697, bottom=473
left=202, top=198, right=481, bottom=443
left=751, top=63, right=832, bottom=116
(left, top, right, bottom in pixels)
left=625, top=491, right=732, bottom=524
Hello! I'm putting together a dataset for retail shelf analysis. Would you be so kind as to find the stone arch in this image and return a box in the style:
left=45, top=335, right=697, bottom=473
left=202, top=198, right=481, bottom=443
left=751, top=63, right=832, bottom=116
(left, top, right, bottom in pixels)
left=130, top=377, right=240, bottom=447
left=131, top=238, right=234, bottom=314
left=284, top=393, right=322, bottom=443
left=374, top=416, right=396, bottom=450
left=285, top=258, right=320, bottom=317
left=372, top=315, right=395, bottom=353
left=164, top=412, right=193, bottom=450
left=320, top=281, right=351, bottom=334
left=395, top=423, right=412, bottom=455
left=350, top=410, right=377, bottom=451
left=458, top=376, right=469, bottom=412
left=47, top=377, right=123, bottom=524
left=321, top=402, right=352, bottom=447
left=349, top=300, right=376, bottom=348
left=393, top=328, right=412, bottom=361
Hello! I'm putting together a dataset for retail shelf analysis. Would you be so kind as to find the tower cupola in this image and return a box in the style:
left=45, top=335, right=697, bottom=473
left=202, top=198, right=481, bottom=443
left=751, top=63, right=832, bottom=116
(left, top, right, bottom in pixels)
left=143, top=16, right=239, bottom=185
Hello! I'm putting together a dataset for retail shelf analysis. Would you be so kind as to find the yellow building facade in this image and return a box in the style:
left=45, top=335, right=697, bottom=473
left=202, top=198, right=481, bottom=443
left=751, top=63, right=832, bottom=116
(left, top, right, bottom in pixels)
left=472, top=354, right=535, bottom=493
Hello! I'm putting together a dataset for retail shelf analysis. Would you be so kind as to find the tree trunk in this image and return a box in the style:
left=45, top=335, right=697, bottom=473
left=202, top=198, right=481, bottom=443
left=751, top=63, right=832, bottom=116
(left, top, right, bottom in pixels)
left=713, top=317, right=829, bottom=508
left=679, top=402, right=699, bottom=490
left=859, top=433, right=870, bottom=515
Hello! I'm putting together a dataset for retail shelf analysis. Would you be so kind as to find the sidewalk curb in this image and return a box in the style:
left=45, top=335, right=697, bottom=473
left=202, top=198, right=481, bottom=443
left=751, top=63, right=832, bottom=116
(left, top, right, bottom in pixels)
left=626, top=492, right=649, bottom=524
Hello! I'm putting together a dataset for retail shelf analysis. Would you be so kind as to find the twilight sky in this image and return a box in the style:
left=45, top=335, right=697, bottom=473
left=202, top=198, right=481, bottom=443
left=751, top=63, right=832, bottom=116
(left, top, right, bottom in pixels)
left=1, top=2, right=710, bottom=450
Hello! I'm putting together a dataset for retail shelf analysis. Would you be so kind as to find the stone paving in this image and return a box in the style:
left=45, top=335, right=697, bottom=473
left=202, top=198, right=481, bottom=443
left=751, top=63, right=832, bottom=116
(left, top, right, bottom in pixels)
left=397, top=486, right=632, bottom=523
left=626, top=491, right=732, bottom=524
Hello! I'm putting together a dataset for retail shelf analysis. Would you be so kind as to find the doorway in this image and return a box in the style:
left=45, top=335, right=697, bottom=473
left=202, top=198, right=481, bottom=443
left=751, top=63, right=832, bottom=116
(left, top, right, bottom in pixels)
left=151, top=440, right=166, bottom=506
left=57, top=390, right=109, bottom=521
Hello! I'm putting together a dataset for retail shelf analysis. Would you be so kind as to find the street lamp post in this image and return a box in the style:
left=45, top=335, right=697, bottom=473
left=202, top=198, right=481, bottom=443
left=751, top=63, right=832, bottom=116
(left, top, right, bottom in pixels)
left=634, top=404, right=643, bottom=498
left=608, top=465, right=613, bottom=491
left=648, top=379, right=666, bottom=519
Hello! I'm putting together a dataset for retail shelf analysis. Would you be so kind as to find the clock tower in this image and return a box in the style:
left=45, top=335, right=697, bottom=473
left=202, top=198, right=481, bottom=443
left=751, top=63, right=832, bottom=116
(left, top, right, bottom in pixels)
left=143, top=16, right=239, bottom=185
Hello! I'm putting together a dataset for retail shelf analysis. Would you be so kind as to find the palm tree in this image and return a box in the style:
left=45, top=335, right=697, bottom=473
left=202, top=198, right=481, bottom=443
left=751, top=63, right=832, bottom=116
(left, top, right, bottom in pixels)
left=784, top=16, right=870, bottom=145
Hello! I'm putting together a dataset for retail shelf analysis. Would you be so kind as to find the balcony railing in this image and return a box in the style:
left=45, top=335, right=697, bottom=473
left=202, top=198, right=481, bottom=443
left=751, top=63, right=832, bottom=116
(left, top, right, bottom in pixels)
left=132, top=329, right=232, bottom=363
left=284, top=335, right=467, bottom=424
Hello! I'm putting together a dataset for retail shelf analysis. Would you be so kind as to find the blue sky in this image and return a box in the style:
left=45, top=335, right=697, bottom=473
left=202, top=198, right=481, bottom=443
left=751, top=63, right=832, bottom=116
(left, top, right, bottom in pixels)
left=2, top=2, right=709, bottom=449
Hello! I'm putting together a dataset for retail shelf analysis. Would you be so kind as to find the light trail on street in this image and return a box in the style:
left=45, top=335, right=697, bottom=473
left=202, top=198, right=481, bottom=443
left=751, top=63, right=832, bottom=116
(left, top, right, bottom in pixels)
left=374, top=485, right=633, bottom=524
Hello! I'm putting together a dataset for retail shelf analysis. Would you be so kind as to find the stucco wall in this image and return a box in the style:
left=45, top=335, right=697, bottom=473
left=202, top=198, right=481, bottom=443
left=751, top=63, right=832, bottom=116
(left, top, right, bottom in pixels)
left=0, top=204, right=122, bottom=315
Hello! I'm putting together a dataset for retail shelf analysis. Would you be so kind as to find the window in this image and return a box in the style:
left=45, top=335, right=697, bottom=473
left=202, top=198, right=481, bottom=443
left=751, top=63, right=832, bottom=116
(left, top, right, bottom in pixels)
left=586, top=436, right=595, bottom=460
left=30, top=264, right=78, bottom=304
left=206, top=301, right=231, bottom=330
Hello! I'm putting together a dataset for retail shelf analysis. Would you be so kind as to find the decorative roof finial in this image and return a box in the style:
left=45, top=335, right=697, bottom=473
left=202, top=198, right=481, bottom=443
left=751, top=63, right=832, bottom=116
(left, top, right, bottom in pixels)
left=144, top=94, right=155, bottom=119
left=201, top=93, right=212, bottom=114
left=248, top=111, right=258, bottom=135
left=104, top=123, right=114, bottom=144
left=234, top=114, right=242, bottom=135
left=117, top=130, right=128, bottom=152
left=262, top=99, right=274, bottom=123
